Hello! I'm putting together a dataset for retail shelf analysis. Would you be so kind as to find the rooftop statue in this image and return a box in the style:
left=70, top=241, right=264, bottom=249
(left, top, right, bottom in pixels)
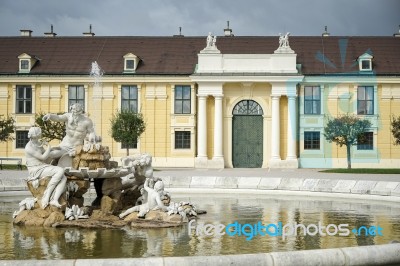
left=279, top=32, right=290, bottom=48
left=275, top=32, right=294, bottom=54
left=206, top=32, right=217, bottom=48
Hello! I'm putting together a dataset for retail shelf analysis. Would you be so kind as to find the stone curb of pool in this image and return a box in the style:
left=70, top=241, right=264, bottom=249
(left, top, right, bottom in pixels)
left=1, top=176, right=400, bottom=199
left=0, top=242, right=399, bottom=266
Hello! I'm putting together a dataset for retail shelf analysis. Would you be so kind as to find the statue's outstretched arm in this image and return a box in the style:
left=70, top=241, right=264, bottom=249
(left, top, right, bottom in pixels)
left=43, top=113, right=68, bottom=122
left=144, top=178, right=151, bottom=193
left=156, top=196, right=168, bottom=211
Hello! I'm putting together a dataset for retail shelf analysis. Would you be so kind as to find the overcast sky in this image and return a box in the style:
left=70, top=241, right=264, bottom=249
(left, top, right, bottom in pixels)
left=0, top=0, right=398, bottom=37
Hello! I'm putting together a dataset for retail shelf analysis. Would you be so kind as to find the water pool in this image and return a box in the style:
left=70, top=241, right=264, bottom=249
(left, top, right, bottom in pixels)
left=0, top=194, right=399, bottom=259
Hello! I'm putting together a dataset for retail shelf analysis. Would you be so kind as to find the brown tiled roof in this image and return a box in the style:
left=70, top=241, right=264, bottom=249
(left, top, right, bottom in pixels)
left=0, top=36, right=399, bottom=75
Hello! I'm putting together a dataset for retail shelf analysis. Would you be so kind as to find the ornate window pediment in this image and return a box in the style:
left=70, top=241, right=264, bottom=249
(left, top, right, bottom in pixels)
left=123, top=53, right=140, bottom=73
left=18, top=53, right=38, bottom=73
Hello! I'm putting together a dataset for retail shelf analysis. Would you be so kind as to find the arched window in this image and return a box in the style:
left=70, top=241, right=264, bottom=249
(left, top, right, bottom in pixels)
left=233, top=100, right=263, bottom=115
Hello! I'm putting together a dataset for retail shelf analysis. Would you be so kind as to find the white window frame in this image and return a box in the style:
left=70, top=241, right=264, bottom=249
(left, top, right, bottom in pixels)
left=123, top=53, right=140, bottom=73
left=358, top=53, right=373, bottom=72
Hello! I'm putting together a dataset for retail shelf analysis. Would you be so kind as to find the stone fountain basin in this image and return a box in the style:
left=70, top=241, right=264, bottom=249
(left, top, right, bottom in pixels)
left=64, top=167, right=133, bottom=179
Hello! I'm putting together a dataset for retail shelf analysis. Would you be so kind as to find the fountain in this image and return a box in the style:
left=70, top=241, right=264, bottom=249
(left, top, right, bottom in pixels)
left=12, top=62, right=202, bottom=229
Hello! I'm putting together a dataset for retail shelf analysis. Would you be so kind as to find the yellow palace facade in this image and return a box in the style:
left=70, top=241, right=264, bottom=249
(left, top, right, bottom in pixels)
left=0, top=30, right=399, bottom=168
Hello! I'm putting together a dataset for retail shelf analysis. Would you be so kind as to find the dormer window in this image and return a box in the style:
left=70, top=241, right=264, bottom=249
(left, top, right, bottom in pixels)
left=18, top=53, right=38, bottom=73
left=123, top=53, right=140, bottom=73
left=358, top=53, right=373, bottom=72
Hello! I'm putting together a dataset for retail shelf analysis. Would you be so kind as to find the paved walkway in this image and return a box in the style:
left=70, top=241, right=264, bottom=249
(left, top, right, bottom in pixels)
left=0, top=167, right=398, bottom=192
left=1, top=168, right=399, bottom=181
left=153, top=168, right=400, bottom=181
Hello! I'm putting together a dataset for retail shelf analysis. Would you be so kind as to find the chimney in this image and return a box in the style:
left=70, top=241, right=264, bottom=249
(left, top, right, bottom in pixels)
left=83, top=24, right=95, bottom=37
left=20, top=29, right=33, bottom=37
left=224, top=21, right=234, bottom=37
left=322, top=26, right=330, bottom=37
left=173, top=26, right=184, bottom=37
left=44, top=25, right=57, bottom=37
left=394, top=25, right=400, bottom=37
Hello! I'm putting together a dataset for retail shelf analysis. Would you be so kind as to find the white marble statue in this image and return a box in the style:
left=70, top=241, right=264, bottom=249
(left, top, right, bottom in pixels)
left=206, top=32, right=213, bottom=47
left=13, top=197, right=37, bottom=218
left=212, top=35, right=217, bottom=47
left=119, top=178, right=168, bottom=219
left=279, top=32, right=290, bottom=48
left=42, top=103, right=100, bottom=160
left=25, top=127, right=67, bottom=209
left=65, top=205, right=89, bottom=220
left=121, top=153, right=161, bottom=190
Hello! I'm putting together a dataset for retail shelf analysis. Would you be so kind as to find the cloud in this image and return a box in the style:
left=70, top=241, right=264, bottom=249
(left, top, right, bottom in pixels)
left=0, top=0, right=398, bottom=37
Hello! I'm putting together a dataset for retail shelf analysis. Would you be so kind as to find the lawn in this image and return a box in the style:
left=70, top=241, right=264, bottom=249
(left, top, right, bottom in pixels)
left=319, top=168, right=400, bottom=174
left=0, top=164, right=27, bottom=170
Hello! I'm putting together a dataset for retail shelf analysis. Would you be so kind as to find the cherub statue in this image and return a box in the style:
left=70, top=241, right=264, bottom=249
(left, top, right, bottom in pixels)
left=121, top=153, right=161, bottom=191
left=119, top=178, right=168, bottom=219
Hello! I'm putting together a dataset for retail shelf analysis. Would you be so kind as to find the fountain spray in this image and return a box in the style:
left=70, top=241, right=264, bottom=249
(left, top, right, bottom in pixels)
left=90, top=61, right=103, bottom=138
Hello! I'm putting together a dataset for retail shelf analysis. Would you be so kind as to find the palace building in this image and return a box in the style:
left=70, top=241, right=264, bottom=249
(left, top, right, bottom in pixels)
left=0, top=29, right=399, bottom=168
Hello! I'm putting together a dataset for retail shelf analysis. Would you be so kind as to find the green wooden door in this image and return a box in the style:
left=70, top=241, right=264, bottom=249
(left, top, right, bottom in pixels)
left=232, top=115, right=263, bottom=168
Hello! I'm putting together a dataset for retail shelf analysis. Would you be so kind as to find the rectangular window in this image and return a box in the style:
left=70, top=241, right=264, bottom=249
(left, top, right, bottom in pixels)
left=357, top=86, right=374, bottom=115
left=121, top=140, right=137, bottom=150
left=304, top=86, right=321, bottom=114
left=68, top=85, right=85, bottom=110
left=174, top=85, right=191, bottom=114
left=20, top=60, right=29, bottom=70
left=304, top=131, right=320, bottom=150
left=16, top=131, right=29, bottom=148
left=16, top=85, right=32, bottom=114
left=121, top=85, right=138, bottom=112
left=361, top=60, right=371, bottom=70
left=357, top=132, right=373, bottom=150
left=175, top=131, right=191, bottom=149
left=125, top=60, right=135, bottom=70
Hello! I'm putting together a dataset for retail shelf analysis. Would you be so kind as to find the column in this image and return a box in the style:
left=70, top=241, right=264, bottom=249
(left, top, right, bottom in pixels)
left=287, top=95, right=297, bottom=160
left=271, top=95, right=281, bottom=160
left=197, top=95, right=207, bottom=158
left=213, top=95, right=223, bottom=159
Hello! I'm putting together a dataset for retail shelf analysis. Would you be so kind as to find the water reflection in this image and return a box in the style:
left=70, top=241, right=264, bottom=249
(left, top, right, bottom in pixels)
left=0, top=194, right=399, bottom=259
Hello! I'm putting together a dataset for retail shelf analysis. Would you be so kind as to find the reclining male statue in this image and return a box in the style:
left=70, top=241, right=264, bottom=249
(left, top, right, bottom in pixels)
left=42, top=103, right=100, bottom=167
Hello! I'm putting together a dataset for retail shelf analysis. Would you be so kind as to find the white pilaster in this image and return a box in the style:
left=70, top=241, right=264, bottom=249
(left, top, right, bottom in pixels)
left=211, top=95, right=224, bottom=168
left=196, top=95, right=208, bottom=159
left=271, top=95, right=281, bottom=160
left=287, top=95, right=297, bottom=160
left=213, top=95, right=223, bottom=158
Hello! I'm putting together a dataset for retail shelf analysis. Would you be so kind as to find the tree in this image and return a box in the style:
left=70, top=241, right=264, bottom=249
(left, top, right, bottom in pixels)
left=0, top=115, right=15, bottom=142
left=34, top=112, right=66, bottom=142
left=110, top=110, right=146, bottom=156
left=392, top=115, right=400, bottom=145
left=323, top=114, right=371, bottom=169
